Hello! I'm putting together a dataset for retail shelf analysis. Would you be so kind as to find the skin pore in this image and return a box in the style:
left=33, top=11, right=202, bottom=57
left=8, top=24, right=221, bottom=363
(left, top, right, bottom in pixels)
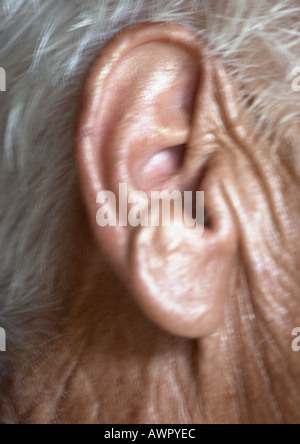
left=1, top=22, right=300, bottom=424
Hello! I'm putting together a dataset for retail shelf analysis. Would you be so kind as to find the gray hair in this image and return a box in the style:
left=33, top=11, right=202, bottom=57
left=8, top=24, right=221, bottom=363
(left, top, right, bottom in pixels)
left=0, top=0, right=300, bottom=368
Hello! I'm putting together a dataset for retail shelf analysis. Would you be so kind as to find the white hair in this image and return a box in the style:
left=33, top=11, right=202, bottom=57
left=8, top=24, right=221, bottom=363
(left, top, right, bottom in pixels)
left=0, top=0, right=300, bottom=370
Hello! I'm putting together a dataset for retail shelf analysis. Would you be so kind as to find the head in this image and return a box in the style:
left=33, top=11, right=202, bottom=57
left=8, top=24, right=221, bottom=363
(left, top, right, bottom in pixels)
left=1, top=0, right=300, bottom=424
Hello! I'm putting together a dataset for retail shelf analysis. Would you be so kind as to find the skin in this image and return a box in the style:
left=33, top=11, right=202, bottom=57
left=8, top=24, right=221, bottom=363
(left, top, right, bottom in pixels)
left=1, top=23, right=300, bottom=424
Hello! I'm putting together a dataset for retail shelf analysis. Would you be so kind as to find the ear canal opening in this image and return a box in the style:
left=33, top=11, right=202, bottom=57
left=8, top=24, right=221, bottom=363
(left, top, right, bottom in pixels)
left=204, top=209, right=213, bottom=230
left=169, top=144, right=187, bottom=168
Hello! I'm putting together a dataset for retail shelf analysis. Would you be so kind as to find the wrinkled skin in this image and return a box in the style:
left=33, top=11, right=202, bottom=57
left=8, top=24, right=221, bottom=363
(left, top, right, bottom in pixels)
left=2, top=23, right=300, bottom=424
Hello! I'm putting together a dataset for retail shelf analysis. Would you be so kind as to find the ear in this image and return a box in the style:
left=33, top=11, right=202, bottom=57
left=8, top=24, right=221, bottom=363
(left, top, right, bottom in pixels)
left=75, top=23, right=239, bottom=338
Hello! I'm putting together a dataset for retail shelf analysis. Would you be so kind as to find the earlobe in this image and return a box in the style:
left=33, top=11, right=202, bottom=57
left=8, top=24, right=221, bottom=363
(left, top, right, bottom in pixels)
left=75, top=23, right=239, bottom=339
left=130, top=173, right=237, bottom=338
